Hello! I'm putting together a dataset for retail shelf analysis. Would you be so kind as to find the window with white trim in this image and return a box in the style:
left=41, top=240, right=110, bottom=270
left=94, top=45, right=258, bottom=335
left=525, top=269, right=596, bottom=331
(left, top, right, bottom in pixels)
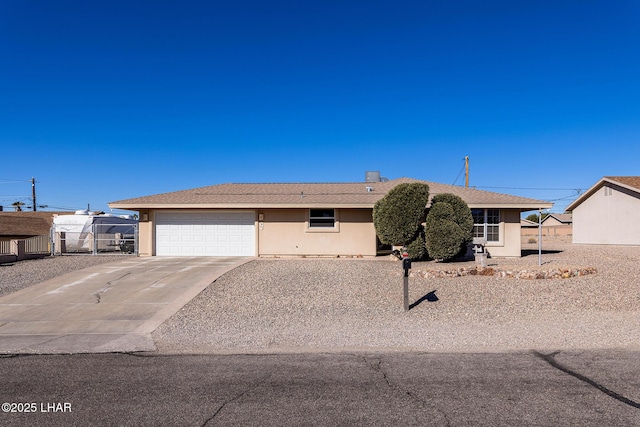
left=472, top=209, right=500, bottom=242
left=309, top=209, right=335, bottom=228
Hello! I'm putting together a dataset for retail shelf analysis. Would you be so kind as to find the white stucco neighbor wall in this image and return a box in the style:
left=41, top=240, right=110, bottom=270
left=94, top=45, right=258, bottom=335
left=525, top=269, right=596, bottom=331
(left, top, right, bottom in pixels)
left=572, top=184, right=640, bottom=245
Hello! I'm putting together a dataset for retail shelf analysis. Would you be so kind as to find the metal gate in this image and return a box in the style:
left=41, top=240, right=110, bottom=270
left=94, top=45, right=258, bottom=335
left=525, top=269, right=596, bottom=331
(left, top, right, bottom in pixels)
left=51, top=222, right=138, bottom=255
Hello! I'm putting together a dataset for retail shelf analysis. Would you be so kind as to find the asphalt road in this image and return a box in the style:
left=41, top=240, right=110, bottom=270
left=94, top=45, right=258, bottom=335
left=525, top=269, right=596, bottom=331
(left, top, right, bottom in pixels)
left=1, top=350, right=639, bottom=426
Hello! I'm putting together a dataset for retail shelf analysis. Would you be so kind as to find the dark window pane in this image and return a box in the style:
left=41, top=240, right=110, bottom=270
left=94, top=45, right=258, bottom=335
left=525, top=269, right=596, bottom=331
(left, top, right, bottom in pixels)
left=310, top=218, right=335, bottom=227
left=309, top=209, right=335, bottom=228
left=310, top=209, right=334, bottom=218
left=471, top=209, right=484, bottom=224
left=487, top=209, right=500, bottom=224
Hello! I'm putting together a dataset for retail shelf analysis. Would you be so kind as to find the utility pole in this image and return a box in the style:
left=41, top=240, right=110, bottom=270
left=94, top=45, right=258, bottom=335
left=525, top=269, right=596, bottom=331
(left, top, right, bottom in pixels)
left=465, top=156, right=469, bottom=188
left=31, top=177, right=36, bottom=212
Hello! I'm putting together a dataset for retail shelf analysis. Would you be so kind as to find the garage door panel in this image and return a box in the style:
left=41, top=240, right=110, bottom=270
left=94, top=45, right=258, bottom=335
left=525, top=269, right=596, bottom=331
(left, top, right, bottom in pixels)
left=155, top=211, right=255, bottom=256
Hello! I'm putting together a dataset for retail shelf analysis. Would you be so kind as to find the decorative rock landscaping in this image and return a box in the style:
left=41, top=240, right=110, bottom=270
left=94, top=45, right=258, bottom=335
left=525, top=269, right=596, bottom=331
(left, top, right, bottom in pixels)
left=406, top=266, right=597, bottom=279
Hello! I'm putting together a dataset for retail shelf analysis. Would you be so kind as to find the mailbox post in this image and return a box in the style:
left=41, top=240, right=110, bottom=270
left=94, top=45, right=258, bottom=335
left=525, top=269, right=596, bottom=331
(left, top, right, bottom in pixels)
left=402, top=250, right=411, bottom=311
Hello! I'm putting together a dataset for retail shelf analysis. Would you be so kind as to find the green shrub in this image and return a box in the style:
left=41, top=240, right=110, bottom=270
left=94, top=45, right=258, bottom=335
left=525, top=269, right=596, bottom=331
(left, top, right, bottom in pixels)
left=373, top=182, right=430, bottom=247
left=405, top=230, right=427, bottom=259
left=430, top=193, right=473, bottom=244
left=425, top=193, right=473, bottom=261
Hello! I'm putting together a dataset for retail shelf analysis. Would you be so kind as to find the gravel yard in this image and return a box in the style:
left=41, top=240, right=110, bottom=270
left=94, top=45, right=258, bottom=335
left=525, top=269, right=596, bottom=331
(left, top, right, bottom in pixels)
left=153, top=238, right=640, bottom=354
left=2, top=239, right=639, bottom=354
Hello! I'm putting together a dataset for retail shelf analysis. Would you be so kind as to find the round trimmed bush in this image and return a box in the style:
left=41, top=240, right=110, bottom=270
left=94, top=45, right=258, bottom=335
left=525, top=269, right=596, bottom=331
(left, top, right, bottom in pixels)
left=405, top=231, right=427, bottom=259
left=430, top=193, right=473, bottom=244
left=373, top=182, right=430, bottom=247
left=425, top=194, right=473, bottom=261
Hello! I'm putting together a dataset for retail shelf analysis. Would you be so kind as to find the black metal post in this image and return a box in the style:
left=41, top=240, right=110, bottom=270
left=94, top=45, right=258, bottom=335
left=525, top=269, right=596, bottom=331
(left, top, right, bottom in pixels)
left=402, top=251, right=411, bottom=311
left=403, top=268, right=409, bottom=311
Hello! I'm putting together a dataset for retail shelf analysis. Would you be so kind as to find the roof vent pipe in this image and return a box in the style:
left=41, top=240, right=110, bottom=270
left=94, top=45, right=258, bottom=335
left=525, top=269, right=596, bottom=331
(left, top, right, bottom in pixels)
left=365, top=171, right=381, bottom=183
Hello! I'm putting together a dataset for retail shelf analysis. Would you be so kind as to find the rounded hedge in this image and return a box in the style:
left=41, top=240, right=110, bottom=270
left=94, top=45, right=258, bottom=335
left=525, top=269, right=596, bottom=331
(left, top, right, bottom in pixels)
left=425, top=194, right=473, bottom=261
left=405, top=231, right=427, bottom=259
left=430, top=193, right=473, bottom=244
left=373, top=182, right=430, bottom=246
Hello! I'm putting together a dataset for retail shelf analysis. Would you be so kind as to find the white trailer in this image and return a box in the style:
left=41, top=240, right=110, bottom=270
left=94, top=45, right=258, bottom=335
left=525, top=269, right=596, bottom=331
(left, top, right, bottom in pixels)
left=52, top=210, right=138, bottom=254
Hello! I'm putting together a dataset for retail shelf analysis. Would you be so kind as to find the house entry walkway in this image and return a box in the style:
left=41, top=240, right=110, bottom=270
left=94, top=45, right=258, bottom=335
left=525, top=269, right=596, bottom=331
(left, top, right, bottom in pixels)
left=0, top=256, right=252, bottom=354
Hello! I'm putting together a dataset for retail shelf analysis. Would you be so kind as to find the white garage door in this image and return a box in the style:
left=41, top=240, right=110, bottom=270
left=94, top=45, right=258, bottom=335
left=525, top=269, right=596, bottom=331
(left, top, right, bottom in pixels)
left=155, top=211, right=255, bottom=256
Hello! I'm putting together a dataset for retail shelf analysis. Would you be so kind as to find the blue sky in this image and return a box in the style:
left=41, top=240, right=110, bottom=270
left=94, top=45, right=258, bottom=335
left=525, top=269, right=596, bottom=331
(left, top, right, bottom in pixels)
left=1, top=0, right=639, bottom=215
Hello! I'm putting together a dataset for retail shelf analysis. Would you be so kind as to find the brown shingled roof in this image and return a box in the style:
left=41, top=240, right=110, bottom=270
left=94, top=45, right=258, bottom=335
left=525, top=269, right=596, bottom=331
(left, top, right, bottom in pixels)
left=0, top=211, right=65, bottom=238
left=109, top=178, right=551, bottom=210
left=605, top=176, right=640, bottom=191
left=566, top=176, right=640, bottom=212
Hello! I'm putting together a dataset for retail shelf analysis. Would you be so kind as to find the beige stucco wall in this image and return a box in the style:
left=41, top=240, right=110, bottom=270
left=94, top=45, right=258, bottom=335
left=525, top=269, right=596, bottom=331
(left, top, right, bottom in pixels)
left=137, top=210, right=154, bottom=256
left=485, top=209, right=522, bottom=258
left=258, top=208, right=377, bottom=257
left=542, top=216, right=562, bottom=226
left=521, top=226, right=538, bottom=237
left=521, top=225, right=572, bottom=237
left=573, top=185, right=640, bottom=245
left=543, top=225, right=572, bottom=237
left=135, top=207, right=524, bottom=257
left=137, top=208, right=377, bottom=257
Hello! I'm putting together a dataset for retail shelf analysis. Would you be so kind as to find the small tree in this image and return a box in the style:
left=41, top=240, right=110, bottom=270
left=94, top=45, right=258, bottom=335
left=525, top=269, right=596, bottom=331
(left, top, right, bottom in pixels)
left=425, top=193, right=473, bottom=261
left=525, top=213, right=539, bottom=223
left=12, top=201, right=25, bottom=212
left=525, top=213, right=549, bottom=223
left=373, top=182, right=429, bottom=258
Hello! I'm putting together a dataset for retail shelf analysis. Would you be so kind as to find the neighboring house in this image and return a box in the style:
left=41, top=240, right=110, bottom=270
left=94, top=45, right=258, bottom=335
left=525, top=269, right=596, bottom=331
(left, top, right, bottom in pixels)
left=109, top=176, right=552, bottom=258
left=541, top=213, right=572, bottom=237
left=0, top=211, right=61, bottom=240
left=520, top=213, right=573, bottom=238
left=520, top=218, right=539, bottom=237
left=0, top=211, right=65, bottom=262
left=566, top=176, right=640, bottom=245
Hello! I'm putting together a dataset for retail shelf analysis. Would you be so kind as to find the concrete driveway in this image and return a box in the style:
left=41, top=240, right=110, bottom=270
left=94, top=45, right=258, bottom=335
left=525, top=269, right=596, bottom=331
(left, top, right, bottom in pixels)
left=0, top=256, right=252, bottom=354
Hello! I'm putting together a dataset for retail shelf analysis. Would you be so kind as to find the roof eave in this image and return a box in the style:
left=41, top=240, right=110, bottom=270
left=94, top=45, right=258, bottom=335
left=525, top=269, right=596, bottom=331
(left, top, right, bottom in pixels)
left=467, top=203, right=553, bottom=210
left=110, top=202, right=553, bottom=211
left=567, top=176, right=640, bottom=212
left=108, top=203, right=376, bottom=210
left=565, top=177, right=609, bottom=212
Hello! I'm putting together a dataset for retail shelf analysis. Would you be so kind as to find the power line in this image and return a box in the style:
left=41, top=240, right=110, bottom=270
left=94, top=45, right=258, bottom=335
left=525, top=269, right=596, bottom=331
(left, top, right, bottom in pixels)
left=452, top=161, right=466, bottom=185
left=0, top=179, right=31, bottom=184
left=44, top=206, right=77, bottom=211
left=548, top=194, right=582, bottom=202
left=0, top=177, right=39, bottom=211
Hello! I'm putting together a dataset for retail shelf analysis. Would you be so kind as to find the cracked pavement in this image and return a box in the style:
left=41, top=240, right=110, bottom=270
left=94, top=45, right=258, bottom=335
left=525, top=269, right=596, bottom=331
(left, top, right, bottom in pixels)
left=1, top=350, right=638, bottom=426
